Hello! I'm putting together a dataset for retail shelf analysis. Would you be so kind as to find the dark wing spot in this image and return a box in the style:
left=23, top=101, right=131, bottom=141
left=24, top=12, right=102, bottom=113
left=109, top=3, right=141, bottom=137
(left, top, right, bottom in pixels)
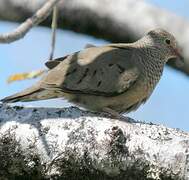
left=77, top=68, right=89, bottom=84
left=97, top=81, right=102, bottom=87
left=116, top=64, right=125, bottom=73
left=76, top=79, right=82, bottom=84
left=109, top=63, right=114, bottom=67
left=92, top=70, right=97, bottom=76
left=66, top=68, right=77, bottom=76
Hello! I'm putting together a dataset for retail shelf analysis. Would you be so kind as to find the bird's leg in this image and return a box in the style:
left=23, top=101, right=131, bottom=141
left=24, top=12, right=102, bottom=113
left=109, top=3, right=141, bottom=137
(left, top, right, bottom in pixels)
left=102, top=107, right=120, bottom=119
left=102, top=107, right=135, bottom=123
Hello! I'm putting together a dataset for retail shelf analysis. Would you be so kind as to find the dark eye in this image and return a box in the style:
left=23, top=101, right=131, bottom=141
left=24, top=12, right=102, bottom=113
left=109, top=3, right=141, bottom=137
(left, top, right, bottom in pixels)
left=165, top=39, right=171, bottom=45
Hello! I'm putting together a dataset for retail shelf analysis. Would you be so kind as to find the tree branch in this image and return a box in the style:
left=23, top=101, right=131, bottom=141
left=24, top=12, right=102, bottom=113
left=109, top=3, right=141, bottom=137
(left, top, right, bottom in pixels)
left=0, top=0, right=60, bottom=43
left=0, top=103, right=188, bottom=179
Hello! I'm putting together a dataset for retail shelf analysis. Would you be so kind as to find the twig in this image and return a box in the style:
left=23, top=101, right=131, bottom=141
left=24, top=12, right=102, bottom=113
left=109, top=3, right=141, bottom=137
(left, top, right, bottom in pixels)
left=0, top=0, right=61, bottom=43
left=49, top=6, right=58, bottom=60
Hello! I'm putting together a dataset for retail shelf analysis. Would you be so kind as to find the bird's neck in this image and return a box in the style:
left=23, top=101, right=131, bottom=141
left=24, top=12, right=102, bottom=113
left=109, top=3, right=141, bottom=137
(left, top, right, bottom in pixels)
left=133, top=36, right=167, bottom=64
left=133, top=40, right=166, bottom=91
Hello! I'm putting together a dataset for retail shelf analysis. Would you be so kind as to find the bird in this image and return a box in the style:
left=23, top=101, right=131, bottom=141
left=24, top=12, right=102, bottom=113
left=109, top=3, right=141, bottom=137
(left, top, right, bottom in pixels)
left=1, top=28, right=183, bottom=118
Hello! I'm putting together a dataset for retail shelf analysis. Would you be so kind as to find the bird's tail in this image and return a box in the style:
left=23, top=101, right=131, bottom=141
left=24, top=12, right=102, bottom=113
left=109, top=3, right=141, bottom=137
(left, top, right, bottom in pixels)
left=1, top=84, right=57, bottom=103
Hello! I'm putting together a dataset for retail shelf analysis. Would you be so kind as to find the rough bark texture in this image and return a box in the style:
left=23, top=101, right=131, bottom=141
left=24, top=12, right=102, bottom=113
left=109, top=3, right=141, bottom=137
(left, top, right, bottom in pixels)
left=0, top=0, right=189, bottom=75
left=0, top=103, right=189, bottom=179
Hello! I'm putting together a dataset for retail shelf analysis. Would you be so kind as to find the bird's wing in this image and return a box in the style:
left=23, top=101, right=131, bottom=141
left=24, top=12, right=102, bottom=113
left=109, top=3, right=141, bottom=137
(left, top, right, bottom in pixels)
left=84, top=43, right=96, bottom=48
left=43, top=45, right=140, bottom=97
left=45, top=44, right=96, bottom=69
left=45, top=55, right=69, bottom=69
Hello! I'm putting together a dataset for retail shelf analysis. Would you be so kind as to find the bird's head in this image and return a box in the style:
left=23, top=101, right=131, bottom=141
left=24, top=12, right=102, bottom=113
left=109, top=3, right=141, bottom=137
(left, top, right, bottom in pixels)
left=145, top=28, right=183, bottom=62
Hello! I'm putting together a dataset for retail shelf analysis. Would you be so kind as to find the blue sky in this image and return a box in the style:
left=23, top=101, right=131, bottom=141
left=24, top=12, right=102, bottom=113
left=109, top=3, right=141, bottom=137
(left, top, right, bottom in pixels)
left=0, top=1, right=189, bottom=131
left=148, top=0, right=189, bottom=18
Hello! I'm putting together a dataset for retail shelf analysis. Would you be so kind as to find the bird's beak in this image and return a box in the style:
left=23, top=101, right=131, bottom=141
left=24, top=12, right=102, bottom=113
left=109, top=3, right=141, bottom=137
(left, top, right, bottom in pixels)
left=174, top=48, right=184, bottom=62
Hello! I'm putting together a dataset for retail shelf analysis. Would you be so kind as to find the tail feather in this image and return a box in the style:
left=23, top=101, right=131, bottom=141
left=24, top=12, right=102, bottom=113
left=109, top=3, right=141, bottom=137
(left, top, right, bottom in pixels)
left=1, top=86, right=44, bottom=103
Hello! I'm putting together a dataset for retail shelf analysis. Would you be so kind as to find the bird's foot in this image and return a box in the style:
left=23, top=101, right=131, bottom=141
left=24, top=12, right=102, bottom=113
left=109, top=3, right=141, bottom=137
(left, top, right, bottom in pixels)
left=102, top=107, right=135, bottom=123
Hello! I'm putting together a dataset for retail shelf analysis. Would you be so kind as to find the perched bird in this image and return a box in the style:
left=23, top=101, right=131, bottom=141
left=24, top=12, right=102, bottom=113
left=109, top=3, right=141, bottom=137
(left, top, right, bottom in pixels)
left=1, top=29, right=183, bottom=118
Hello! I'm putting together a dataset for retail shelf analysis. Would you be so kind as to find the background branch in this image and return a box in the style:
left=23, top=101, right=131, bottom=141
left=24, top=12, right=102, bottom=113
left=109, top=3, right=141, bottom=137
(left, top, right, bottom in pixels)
left=0, top=0, right=189, bottom=76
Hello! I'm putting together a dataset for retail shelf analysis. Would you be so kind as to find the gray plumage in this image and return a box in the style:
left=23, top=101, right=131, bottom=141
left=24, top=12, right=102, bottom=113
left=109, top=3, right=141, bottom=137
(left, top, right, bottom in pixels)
left=1, top=29, right=182, bottom=114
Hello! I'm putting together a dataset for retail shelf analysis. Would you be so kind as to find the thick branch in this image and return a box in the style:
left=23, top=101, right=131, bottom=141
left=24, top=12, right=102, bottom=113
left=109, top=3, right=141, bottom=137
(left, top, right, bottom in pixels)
left=0, top=0, right=189, bottom=75
left=0, top=104, right=188, bottom=179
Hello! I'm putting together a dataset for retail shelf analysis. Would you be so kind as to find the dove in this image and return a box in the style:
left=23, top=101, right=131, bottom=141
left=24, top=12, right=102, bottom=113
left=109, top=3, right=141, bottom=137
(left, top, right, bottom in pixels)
left=1, top=29, right=183, bottom=118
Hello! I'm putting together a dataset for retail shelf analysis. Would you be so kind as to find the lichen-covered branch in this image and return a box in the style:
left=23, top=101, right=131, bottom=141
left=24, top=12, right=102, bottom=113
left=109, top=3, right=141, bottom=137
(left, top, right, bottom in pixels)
left=0, top=0, right=189, bottom=76
left=0, top=103, right=188, bottom=179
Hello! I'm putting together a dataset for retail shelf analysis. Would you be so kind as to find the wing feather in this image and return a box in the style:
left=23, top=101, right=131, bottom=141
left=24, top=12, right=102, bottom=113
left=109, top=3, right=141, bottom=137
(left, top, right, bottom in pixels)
left=43, top=45, right=140, bottom=96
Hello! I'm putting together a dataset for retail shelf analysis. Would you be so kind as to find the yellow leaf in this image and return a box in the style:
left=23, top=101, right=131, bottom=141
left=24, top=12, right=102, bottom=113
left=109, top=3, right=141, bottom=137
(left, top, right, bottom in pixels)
left=7, top=69, right=47, bottom=83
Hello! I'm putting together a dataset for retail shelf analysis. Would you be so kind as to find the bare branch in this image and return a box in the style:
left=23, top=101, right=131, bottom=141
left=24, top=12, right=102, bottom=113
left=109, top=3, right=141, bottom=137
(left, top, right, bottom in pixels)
left=0, top=0, right=60, bottom=43
left=49, top=5, right=58, bottom=60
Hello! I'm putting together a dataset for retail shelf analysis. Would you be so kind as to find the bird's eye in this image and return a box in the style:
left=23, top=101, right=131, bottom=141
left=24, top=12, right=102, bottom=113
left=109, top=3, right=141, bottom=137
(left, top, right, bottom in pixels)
left=165, top=39, right=171, bottom=45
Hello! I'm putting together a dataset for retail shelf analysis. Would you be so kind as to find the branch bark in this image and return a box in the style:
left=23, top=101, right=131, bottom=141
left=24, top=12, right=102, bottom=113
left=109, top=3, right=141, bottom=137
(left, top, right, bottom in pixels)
left=0, top=0, right=189, bottom=75
left=0, top=103, right=189, bottom=179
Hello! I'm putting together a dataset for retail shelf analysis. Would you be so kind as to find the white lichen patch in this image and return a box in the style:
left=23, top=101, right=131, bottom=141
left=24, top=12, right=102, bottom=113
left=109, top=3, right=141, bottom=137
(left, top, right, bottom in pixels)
left=0, top=104, right=189, bottom=179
